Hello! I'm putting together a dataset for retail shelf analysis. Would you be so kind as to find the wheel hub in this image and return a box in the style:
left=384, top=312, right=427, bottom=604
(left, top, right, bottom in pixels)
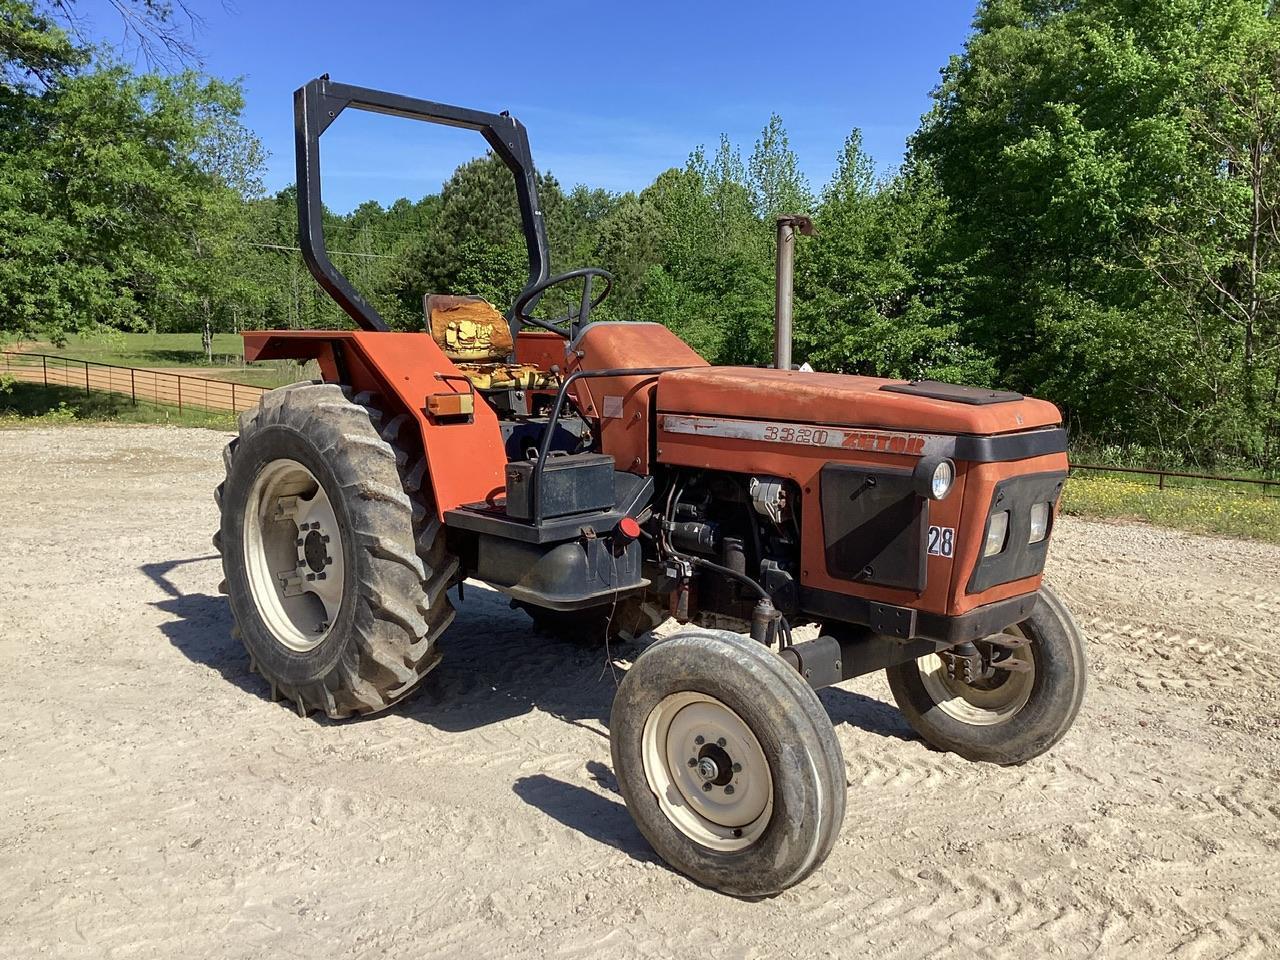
left=918, top=628, right=1035, bottom=726
left=640, top=692, right=774, bottom=852
left=302, top=528, right=329, bottom=573
left=242, top=459, right=347, bottom=652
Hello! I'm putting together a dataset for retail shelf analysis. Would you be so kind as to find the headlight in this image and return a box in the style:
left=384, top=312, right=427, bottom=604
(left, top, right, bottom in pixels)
left=913, top=456, right=955, bottom=500
left=984, top=511, right=1009, bottom=557
left=1029, top=502, right=1051, bottom=543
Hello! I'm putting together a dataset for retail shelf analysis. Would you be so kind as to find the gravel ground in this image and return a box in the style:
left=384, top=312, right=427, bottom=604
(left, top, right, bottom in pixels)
left=1, top=425, right=1277, bottom=959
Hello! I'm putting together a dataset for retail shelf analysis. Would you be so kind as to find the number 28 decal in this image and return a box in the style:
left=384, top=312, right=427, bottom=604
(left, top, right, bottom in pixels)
left=927, top=525, right=955, bottom=558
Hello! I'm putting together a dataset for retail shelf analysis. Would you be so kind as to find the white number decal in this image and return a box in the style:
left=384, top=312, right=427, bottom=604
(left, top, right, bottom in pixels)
left=927, top=526, right=955, bottom=558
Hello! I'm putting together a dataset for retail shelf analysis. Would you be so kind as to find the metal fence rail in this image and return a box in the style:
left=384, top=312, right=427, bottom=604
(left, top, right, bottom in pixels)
left=2, top=351, right=267, bottom=415
left=1070, top=462, right=1280, bottom=495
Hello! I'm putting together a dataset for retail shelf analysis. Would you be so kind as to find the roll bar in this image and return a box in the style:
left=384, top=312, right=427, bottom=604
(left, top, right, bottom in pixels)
left=293, top=76, right=551, bottom=334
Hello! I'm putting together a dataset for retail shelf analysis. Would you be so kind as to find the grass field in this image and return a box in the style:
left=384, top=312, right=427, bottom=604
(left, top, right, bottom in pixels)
left=1061, top=473, right=1280, bottom=543
left=7, top=332, right=248, bottom=367
left=0, top=382, right=236, bottom=430
left=3, top=332, right=316, bottom=389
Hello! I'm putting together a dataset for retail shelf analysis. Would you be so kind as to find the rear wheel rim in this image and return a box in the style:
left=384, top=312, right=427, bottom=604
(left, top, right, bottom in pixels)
left=917, top=625, right=1034, bottom=726
left=242, top=458, right=346, bottom=653
left=640, top=691, right=773, bottom=852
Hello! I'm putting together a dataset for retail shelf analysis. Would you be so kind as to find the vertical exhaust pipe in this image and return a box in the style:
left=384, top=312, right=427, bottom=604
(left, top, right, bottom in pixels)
left=774, top=214, right=814, bottom=370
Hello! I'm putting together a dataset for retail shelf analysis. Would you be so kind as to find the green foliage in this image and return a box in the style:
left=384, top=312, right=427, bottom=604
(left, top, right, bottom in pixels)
left=0, top=1, right=264, bottom=345
left=913, top=0, right=1280, bottom=465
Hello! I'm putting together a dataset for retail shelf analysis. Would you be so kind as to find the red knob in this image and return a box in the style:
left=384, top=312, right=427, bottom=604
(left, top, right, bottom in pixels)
left=617, top=516, right=642, bottom=541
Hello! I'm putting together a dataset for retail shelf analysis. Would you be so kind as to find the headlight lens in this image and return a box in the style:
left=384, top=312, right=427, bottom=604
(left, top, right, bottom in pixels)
left=1029, top=502, right=1051, bottom=543
left=930, top=460, right=954, bottom=500
left=984, top=511, right=1009, bottom=557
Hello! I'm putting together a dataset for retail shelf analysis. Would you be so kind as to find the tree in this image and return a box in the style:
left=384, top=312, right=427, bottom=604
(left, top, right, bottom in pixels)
left=912, top=0, right=1280, bottom=464
left=749, top=113, right=813, bottom=220
left=0, top=2, right=265, bottom=344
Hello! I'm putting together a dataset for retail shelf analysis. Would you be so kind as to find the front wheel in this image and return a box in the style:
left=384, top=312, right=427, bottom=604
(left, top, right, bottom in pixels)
left=886, top=585, right=1086, bottom=765
left=610, top=630, right=845, bottom=897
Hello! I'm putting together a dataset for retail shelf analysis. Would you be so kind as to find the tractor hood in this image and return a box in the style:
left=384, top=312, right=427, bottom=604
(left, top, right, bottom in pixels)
left=655, top=367, right=1061, bottom=437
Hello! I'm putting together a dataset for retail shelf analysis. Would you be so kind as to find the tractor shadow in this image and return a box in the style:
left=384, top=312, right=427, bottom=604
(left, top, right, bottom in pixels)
left=142, top=556, right=262, bottom=700
left=394, top=581, right=631, bottom=736
left=146, top=555, right=915, bottom=757
left=512, top=762, right=659, bottom=864
left=143, top=558, right=634, bottom=735
left=818, top=686, right=917, bottom=743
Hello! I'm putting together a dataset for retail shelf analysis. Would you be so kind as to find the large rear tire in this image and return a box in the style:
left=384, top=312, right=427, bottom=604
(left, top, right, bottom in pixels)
left=885, top=585, right=1086, bottom=765
left=610, top=630, right=846, bottom=897
left=215, top=382, right=457, bottom=718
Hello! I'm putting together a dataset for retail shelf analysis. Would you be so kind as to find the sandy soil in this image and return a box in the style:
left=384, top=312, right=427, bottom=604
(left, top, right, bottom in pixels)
left=1, top=425, right=1277, bottom=959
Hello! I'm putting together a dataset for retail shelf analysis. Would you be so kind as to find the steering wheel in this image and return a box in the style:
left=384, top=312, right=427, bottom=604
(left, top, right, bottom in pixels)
left=511, top=267, right=614, bottom=338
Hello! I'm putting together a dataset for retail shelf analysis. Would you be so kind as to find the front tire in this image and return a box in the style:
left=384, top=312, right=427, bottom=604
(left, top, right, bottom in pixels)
left=610, top=630, right=845, bottom=897
left=886, top=585, right=1086, bottom=764
left=215, top=382, right=457, bottom=719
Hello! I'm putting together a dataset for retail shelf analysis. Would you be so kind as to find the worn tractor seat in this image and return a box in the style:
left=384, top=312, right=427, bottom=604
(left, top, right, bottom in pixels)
left=424, top=294, right=557, bottom=391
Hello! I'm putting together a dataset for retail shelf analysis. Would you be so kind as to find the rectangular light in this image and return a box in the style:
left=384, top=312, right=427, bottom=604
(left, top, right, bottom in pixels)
left=1029, top=502, right=1051, bottom=543
left=984, top=511, right=1009, bottom=557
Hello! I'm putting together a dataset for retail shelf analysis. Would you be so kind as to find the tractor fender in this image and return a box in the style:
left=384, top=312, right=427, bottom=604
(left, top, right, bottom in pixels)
left=243, top=330, right=507, bottom=519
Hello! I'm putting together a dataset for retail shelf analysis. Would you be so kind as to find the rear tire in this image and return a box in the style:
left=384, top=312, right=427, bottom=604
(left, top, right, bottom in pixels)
left=886, top=585, right=1086, bottom=765
left=610, top=630, right=845, bottom=897
left=215, top=382, right=457, bottom=718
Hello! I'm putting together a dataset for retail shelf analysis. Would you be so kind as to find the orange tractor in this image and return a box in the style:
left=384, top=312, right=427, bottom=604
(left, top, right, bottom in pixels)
left=215, top=78, right=1086, bottom=896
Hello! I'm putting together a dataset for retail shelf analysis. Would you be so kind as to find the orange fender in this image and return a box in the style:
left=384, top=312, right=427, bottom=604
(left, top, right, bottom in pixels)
left=243, top=330, right=507, bottom=519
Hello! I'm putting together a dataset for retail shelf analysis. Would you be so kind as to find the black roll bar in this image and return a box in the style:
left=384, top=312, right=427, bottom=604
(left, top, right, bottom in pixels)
left=293, top=76, right=551, bottom=335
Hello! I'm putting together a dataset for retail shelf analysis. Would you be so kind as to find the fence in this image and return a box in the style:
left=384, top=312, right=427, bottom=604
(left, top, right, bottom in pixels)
left=1070, top=462, right=1280, bottom=497
left=1, top=351, right=267, bottom=415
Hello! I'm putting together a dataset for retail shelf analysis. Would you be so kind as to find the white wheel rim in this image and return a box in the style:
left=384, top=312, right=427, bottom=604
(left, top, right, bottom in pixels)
left=242, top=458, right=346, bottom=653
left=917, top=625, right=1034, bottom=726
left=640, top=691, right=774, bottom=852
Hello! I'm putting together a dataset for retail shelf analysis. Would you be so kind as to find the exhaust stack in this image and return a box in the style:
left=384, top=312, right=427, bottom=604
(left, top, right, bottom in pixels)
left=774, top=214, right=814, bottom=370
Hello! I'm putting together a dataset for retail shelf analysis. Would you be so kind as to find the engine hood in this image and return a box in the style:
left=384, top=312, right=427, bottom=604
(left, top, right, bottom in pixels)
left=655, top=367, right=1061, bottom=437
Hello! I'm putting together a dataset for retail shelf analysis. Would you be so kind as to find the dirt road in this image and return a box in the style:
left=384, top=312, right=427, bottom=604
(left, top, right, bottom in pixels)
left=1, top=425, right=1277, bottom=959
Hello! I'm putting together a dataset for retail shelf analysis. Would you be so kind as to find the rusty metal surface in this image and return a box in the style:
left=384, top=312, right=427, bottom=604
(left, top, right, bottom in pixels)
left=569, top=322, right=707, bottom=475
left=657, top=366, right=1063, bottom=437
left=242, top=331, right=507, bottom=518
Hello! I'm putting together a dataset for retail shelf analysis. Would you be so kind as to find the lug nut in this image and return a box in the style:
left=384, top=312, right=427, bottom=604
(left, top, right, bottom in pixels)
left=732, top=762, right=742, bottom=773
left=687, top=758, right=697, bottom=768
left=701, top=782, right=711, bottom=792
left=717, top=737, right=726, bottom=747
left=694, top=735, right=704, bottom=745
left=724, top=785, right=735, bottom=795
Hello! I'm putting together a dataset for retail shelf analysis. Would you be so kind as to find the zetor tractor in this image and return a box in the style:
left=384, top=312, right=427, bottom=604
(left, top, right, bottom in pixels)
left=215, top=78, right=1086, bottom=897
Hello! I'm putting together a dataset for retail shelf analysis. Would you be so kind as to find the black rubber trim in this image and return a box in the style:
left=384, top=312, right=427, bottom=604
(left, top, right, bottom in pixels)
left=951, top=427, right=1067, bottom=462
left=880, top=380, right=1023, bottom=405
left=800, top=587, right=1039, bottom=645
left=967, top=471, right=1066, bottom=594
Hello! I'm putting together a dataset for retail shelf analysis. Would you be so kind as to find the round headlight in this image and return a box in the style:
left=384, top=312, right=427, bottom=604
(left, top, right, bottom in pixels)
left=913, top=456, right=955, bottom=500
left=930, top=460, right=954, bottom=499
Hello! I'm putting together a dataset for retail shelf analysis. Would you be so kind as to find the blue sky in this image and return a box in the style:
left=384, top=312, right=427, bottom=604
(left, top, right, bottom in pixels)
left=91, top=1, right=977, bottom=212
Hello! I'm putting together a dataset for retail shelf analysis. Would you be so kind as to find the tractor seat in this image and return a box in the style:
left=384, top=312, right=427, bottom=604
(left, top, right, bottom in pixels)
left=424, top=294, right=557, bottom=391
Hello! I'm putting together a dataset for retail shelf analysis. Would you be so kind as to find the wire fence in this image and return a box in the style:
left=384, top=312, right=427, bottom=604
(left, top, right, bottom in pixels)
left=1, top=351, right=267, bottom=415
left=1070, top=462, right=1280, bottom=498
